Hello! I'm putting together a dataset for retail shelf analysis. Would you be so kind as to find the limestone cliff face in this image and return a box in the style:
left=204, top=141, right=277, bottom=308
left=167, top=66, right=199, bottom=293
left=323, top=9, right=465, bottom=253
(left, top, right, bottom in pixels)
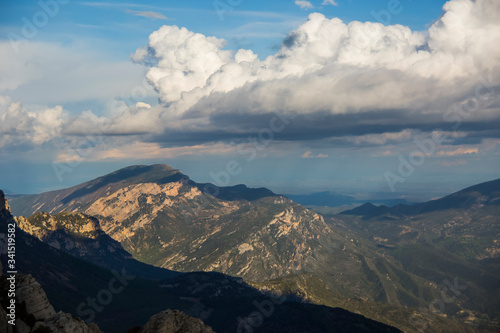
left=17, top=211, right=102, bottom=240
left=83, top=181, right=240, bottom=243
left=15, top=212, right=126, bottom=260
left=83, top=181, right=337, bottom=281
left=14, top=210, right=177, bottom=281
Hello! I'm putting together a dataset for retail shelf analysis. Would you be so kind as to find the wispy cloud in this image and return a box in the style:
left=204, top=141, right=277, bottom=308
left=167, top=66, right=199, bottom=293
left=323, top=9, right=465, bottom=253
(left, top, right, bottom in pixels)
left=436, top=147, right=479, bottom=157
left=125, top=10, right=167, bottom=20
left=295, top=0, right=313, bottom=10
left=322, top=0, right=338, bottom=6
left=438, top=159, right=468, bottom=167
left=90, top=142, right=236, bottom=161
left=302, top=151, right=328, bottom=158
left=79, top=1, right=154, bottom=8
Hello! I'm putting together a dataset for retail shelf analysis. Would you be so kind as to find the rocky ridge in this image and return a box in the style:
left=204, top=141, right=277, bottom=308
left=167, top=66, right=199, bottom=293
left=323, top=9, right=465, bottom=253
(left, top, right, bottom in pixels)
left=138, top=309, right=214, bottom=333
left=15, top=210, right=177, bottom=281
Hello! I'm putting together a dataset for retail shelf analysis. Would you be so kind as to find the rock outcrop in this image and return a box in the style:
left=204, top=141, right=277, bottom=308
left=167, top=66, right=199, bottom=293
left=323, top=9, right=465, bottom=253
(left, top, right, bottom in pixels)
left=16, top=274, right=57, bottom=321
left=32, top=313, right=102, bottom=333
left=0, top=274, right=102, bottom=333
left=139, top=309, right=214, bottom=333
left=16, top=212, right=102, bottom=240
left=15, top=211, right=176, bottom=281
left=15, top=212, right=118, bottom=257
left=0, top=189, right=10, bottom=213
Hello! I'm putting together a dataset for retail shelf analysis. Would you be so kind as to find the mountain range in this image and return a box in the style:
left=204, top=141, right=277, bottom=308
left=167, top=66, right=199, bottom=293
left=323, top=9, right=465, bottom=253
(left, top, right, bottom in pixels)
left=4, top=164, right=500, bottom=332
left=0, top=189, right=405, bottom=333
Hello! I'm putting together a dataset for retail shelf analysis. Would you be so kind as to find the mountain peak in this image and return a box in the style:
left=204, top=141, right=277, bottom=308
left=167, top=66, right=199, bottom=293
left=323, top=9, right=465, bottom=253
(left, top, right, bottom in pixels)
left=8, top=164, right=279, bottom=217
left=104, top=163, right=181, bottom=182
left=56, top=164, right=184, bottom=206
left=340, top=202, right=390, bottom=216
left=118, top=163, right=176, bottom=172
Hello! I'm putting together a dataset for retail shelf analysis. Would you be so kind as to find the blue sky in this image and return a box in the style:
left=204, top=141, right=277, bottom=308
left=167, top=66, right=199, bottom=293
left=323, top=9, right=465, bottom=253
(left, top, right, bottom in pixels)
left=1, top=0, right=499, bottom=200
left=1, top=0, right=445, bottom=59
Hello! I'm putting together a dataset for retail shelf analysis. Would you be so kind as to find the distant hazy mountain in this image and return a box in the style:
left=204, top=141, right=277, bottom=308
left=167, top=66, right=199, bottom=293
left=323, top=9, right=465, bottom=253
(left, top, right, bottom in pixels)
left=341, top=178, right=500, bottom=218
left=286, top=191, right=409, bottom=208
left=340, top=202, right=391, bottom=217
left=339, top=179, right=500, bottom=260
left=405, top=178, right=500, bottom=214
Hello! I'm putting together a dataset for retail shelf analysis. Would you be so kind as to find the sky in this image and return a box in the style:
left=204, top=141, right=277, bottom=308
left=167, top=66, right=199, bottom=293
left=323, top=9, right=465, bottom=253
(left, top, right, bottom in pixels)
left=0, top=0, right=499, bottom=201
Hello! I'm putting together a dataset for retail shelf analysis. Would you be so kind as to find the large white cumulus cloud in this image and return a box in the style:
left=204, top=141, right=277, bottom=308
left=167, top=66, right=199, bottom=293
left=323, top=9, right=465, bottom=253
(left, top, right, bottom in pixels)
left=132, top=26, right=233, bottom=104
left=133, top=0, right=500, bottom=119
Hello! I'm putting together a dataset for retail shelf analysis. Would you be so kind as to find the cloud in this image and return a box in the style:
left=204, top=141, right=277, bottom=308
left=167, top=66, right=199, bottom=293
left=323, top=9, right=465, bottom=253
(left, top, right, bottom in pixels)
left=131, top=25, right=233, bottom=104
left=438, top=159, right=468, bottom=167
left=64, top=104, right=164, bottom=136
left=136, top=102, right=151, bottom=109
left=302, top=151, right=328, bottom=158
left=302, top=151, right=313, bottom=158
left=124, top=0, right=500, bottom=150
left=346, top=130, right=415, bottom=145
left=295, top=1, right=314, bottom=10
left=87, top=141, right=236, bottom=161
left=372, top=150, right=393, bottom=157
left=322, top=0, right=338, bottom=6
left=136, top=1, right=499, bottom=112
left=0, top=96, right=66, bottom=148
left=436, top=147, right=479, bottom=156
left=126, top=10, right=167, bottom=20
left=6, top=0, right=500, bottom=166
